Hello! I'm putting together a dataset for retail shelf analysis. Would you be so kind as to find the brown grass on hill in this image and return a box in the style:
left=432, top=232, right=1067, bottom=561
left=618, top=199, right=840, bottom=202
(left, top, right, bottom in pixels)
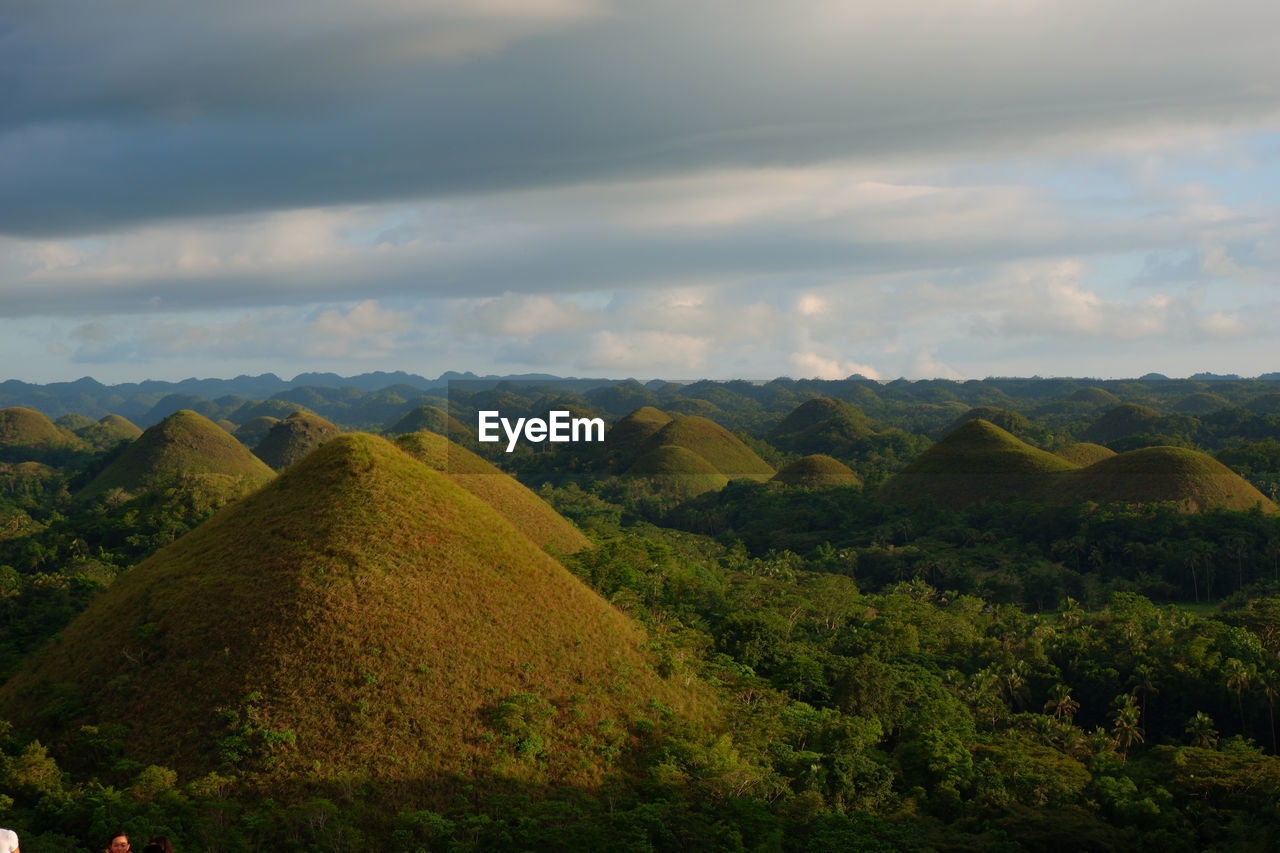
left=624, top=444, right=730, bottom=498
left=395, top=430, right=592, bottom=553
left=0, top=434, right=706, bottom=802
left=0, top=407, right=87, bottom=459
left=641, top=415, right=774, bottom=481
left=772, top=454, right=861, bottom=488
left=1054, top=443, right=1117, bottom=467
left=252, top=410, right=342, bottom=470
left=77, top=409, right=274, bottom=501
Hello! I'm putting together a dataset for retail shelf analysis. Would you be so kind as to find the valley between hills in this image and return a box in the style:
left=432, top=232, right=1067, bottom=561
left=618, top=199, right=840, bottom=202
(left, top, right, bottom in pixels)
left=1, top=373, right=1280, bottom=850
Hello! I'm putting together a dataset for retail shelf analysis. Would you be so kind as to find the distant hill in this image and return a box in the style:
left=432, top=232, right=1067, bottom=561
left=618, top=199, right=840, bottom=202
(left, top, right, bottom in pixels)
left=0, top=406, right=89, bottom=463
left=882, top=419, right=1273, bottom=513
left=604, top=406, right=674, bottom=466
left=771, top=454, right=861, bottom=488
left=1054, top=443, right=1117, bottom=467
left=395, top=431, right=591, bottom=553
left=0, top=434, right=695, bottom=795
left=234, top=416, right=279, bottom=448
left=1061, top=447, right=1276, bottom=513
left=641, top=415, right=774, bottom=481
left=879, top=419, right=1077, bottom=508
left=1067, top=387, right=1122, bottom=406
left=624, top=444, right=729, bottom=499
left=1173, top=393, right=1231, bottom=415
left=70, top=414, right=143, bottom=451
left=945, top=406, right=1044, bottom=444
left=77, top=410, right=274, bottom=501
left=1082, top=404, right=1165, bottom=444
left=387, top=405, right=471, bottom=438
left=769, top=398, right=876, bottom=455
left=252, top=410, right=342, bottom=470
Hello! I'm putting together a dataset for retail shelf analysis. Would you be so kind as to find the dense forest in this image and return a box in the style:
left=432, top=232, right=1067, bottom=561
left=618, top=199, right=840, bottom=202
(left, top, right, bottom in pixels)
left=1, top=373, right=1280, bottom=850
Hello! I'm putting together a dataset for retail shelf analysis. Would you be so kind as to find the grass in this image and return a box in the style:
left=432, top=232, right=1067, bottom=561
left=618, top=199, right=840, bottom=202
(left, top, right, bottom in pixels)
left=1060, top=446, right=1277, bottom=512
left=769, top=398, right=876, bottom=455
left=1082, top=403, right=1164, bottom=444
left=1054, top=442, right=1117, bottom=466
left=624, top=444, right=729, bottom=498
left=0, top=406, right=88, bottom=459
left=642, top=415, right=775, bottom=481
left=252, top=410, right=342, bottom=470
left=0, top=433, right=706, bottom=800
left=234, top=415, right=280, bottom=447
left=1067, top=387, right=1121, bottom=406
left=395, top=431, right=592, bottom=553
left=78, top=409, right=275, bottom=501
left=879, top=419, right=1078, bottom=507
left=772, top=454, right=861, bottom=488
left=605, top=406, right=673, bottom=462
left=387, top=405, right=472, bottom=439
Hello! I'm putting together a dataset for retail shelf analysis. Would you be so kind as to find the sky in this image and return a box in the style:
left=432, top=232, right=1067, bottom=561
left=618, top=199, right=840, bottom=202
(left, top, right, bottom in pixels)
left=4, top=0, right=1280, bottom=383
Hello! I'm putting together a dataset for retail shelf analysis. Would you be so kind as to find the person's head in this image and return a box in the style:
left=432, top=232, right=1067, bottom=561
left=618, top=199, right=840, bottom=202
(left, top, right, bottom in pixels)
left=106, top=833, right=130, bottom=853
left=146, top=838, right=174, bottom=853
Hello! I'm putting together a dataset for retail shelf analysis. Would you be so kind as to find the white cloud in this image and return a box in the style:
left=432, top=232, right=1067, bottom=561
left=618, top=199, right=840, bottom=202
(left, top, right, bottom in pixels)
left=788, top=352, right=880, bottom=380
left=584, top=331, right=711, bottom=372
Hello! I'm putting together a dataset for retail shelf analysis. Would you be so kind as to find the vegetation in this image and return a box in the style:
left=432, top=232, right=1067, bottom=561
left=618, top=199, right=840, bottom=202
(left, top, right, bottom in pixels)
left=251, top=410, right=343, bottom=470
left=2, top=374, right=1280, bottom=849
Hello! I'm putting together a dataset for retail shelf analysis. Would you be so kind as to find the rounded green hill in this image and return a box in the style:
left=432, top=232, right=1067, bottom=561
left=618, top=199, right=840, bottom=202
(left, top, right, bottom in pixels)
left=387, top=404, right=471, bottom=438
left=880, top=419, right=1078, bottom=507
left=772, top=454, right=861, bottom=488
left=73, top=413, right=143, bottom=450
left=1082, top=403, right=1164, bottom=444
left=77, top=409, right=275, bottom=501
left=0, top=406, right=88, bottom=462
left=625, top=444, right=729, bottom=498
left=1067, top=387, right=1121, bottom=406
left=253, top=410, right=342, bottom=470
left=395, top=431, right=592, bottom=553
left=235, top=415, right=280, bottom=447
left=1063, top=447, right=1276, bottom=513
left=1173, top=392, right=1230, bottom=415
left=770, top=398, right=876, bottom=455
left=605, top=406, right=673, bottom=464
left=0, top=434, right=699, bottom=796
left=641, top=415, right=774, bottom=481
left=1054, top=442, right=1117, bottom=467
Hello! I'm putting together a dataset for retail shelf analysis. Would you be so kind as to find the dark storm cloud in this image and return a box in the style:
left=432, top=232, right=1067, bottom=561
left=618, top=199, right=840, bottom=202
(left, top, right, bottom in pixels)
left=5, top=0, right=1280, bottom=237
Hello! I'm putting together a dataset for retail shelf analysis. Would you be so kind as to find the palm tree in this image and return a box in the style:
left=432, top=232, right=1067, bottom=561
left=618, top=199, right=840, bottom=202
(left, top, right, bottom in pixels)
left=1129, top=665, right=1160, bottom=729
left=1185, top=711, right=1219, bottom=749
left=1044, top=683, right=1080, bottom=722
left=1262, top=670, right=1280, bottom=755
left=1225, top=658, right=1254, bottom=736
left=1111, top=694, right=1145, bottom=761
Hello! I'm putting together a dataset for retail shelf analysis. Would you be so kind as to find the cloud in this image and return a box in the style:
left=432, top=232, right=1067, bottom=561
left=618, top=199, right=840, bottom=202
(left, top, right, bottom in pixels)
left=5, top=0, right=1280, bottom=236
left=584, top=331, right=711, bottom=372
left=788, top=352, right=881, bottom=381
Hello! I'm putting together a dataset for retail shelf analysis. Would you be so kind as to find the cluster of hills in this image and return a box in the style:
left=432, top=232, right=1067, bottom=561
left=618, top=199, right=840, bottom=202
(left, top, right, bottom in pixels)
left=5, top=372, right=1280, bottom=847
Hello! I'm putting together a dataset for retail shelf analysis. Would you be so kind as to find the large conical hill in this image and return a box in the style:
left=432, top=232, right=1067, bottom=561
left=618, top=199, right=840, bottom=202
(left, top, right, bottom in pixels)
left=772, top=454, right=861, bottom=488
left=879, top=419, right=1077, bottom=507
left=624, top=444, right=729, bottom=498
left=605, top=406, right=673, bottom=461
left=234, top=415, right=279, bottom=447
left=1063, top=447, right=1276, bottom=513
left=0, top=434, right=699, bottom=794
left=769, top=398, right=876, bottom=455
left=252, top=410, right=342, bottom=470
left=395, top=431, right=591, bottom=553
left=0, top=406, right=89, bottom=462
left=387, top=405, right=471, bottom=439
left=641, top=415, right=774, bottom=481
left=1054, top=442, right=1117, bottom=467
left=1082, top=403, right=1165, bottom=444
left=77, top=410, right=274, bottom=501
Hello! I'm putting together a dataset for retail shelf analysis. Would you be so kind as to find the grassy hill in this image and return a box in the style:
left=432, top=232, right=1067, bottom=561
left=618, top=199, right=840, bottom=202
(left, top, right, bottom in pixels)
left=395, top=430, right=592, bottom=553
left=0, top=434, right=699, bottom=798
left=624, top=444, right=729, bottom=498
left=771, top=454, right=861, bottom=488
left=769, top=398, right=876, bottom=455
left=253, top=410, right=342, bottom=470
left=0, top=406, right=88, bottom=462
left=1063, top=447, right=1277, bottom=512
left=1173, top=392, right=1230, bottom=415
left=1067, top=387, right=1122, bottom=406
left=1054, top=442, right=1117, bottom=467
left=605, top=406, right=673, bottom=465
left=77, top=410, right=274, bottom=501
left=1082, top=403, right=1165, bottom=444
left=73, top=413, right=143, bottom=450
left=234, top=415, right=279, bottom=447
left=641, top=415, right=774, bottom=481
left=387, top=404, right=471, bottom=439
left=879, top=419, right=1078, bottom=507
left=945, top=406, right=1043, bottom=444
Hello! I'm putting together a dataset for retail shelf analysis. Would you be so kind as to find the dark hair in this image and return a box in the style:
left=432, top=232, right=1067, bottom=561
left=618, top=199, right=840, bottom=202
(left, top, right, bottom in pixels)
left=141, top=846, right=163, bottom=853
left=105, top=832, right=130, bottom=851
left=147, top=838, right=175, bottom=853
